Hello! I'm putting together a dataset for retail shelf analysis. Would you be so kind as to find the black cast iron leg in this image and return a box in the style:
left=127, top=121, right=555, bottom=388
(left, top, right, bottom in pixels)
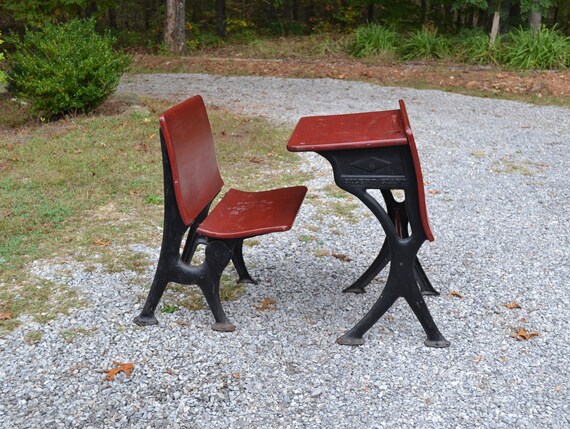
left=415, top=258, right=439, bottom=296
left=232, top=239, right=258, bottom=284
left=198, top=240, right=236, bottom=332
left=402, top=277, right=449, bottom=348
left=343, top=239, right=390, bottom=294
left=134, top=203, right=186, bottom=326
left=337, top=273, right=400, bottom=345
left=133, top=267, right=170, bottom=326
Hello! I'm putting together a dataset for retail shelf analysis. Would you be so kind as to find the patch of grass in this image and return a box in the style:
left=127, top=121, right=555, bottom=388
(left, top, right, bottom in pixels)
left=212, top=111, right=310, bottom=190
left=298, top=234, right=316, bottom=243
left=243, top=239, right=260, bottom=247
left=160, top=304, right=179, bottom=314
left=178, top=292, right=205, bottom=311
left=330, top=201, right=360, bottom=224
left=0, top=277, right=86, bottom=334
left=491, top=158, right=548, bottom=176
left=61, top=327, right=94, bottom=343
left=1, top=97, right=310, bottom=332
left=195, top=34, right=351, bottom=61
left=471, top=150, right=487, bottom=159
left=322, top=183, right=347, bottom=199
left=314, top=248, right=330, bottom=257
left=219, top=274, right=246, bottom=301
left=0, top=92, right=32, bottom=128
left=24, top=330, right=43, bottom=344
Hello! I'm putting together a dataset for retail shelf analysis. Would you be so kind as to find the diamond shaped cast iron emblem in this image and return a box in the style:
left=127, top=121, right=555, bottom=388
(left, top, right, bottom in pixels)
left=350, top=157, right=392, bottom=173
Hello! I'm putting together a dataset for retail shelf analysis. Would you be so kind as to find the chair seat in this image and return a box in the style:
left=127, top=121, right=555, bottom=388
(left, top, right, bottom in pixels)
left=197, top=186, right=307, bottom=239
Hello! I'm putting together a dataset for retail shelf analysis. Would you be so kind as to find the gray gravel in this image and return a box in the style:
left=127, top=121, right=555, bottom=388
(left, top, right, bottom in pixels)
left=1, top=73, right=569, bottom=428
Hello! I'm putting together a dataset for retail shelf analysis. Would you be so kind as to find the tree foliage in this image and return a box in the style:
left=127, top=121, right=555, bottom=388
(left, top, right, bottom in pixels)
left=0, top=0, right=567, bottom=50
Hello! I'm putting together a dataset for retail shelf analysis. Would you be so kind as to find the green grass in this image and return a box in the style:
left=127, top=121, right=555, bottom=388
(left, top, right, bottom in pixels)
left=399, top=28, right=452, bottom=61
left=501, top=26, right=570, bottom=70
left=350, top=24, right=398, bottom=59
left=455, top=29, right=503, bottom=66
left=0, top=96, right=310, bottom=333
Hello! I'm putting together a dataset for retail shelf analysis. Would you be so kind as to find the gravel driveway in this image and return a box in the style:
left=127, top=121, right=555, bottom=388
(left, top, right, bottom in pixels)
left=1, top=73, right=569, bottom=428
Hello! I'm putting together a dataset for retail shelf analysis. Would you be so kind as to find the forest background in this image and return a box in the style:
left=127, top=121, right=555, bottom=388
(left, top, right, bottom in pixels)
left=1, top=0, right=569, bottom=53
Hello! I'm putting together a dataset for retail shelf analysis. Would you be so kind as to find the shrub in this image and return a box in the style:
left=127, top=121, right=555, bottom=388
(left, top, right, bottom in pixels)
left=501, top=26, right=570, bottom=70
left=350, top=24, right=398, bottom=59
left=399, top=27, right=452, bottom=61
left=7, top=19, right=131, bottom=119
left=455, top=29, right=503, bottom=65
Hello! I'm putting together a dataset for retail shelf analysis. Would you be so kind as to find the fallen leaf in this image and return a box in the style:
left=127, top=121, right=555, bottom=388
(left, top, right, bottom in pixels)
left=511, top=328, right=539, bottom=341
left=231, top=372, right=241, bottom=379
left=332, top=252, right=352, bottom=262
left=249, top=157, right=263, bottom=164
left=254, top=298, right=277, bottom=311
left=428, top=189, right=441, bottom=195
left=104, top=361, right=134, bottom=381
left=0, top=312, right=13, bottom=320
left=504, top=302, right=521, bottom=309
left=448, top=290, right=463, bottom=298
left=473, top=356, right=483, bottom=362
left=93, top=239, right=112, bottom=247
left=518, top=318, right=527, bottom=323
left=555, top=385, right=561, bottom=392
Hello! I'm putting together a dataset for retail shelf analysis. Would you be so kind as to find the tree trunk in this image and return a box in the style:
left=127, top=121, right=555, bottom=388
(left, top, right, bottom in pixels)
left=216, top=0, right=226, bottom=38
left=421, top=0, right=428, bottom=24
left=292, top=0, right=300, bottom=21
left=529, top=8, right=542, bottom=36
left=164, top=0, right=186, bottom=53
left=490, top=11, right=501, bottom=45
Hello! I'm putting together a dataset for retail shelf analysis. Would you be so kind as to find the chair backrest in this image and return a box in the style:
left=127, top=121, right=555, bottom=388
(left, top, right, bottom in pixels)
left=398, top=99, right=434, bottom=242
left=159, top=95, right=224, bottom=226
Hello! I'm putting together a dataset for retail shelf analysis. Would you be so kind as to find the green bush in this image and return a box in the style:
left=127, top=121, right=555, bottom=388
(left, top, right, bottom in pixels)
left=455, top=29, right=503, bottom=65
left=350, top=24, right=398, bottom=58
left=399, top=28, right=452, bottom=61
left=501, top=26, right=570, bottom=70
left=7, top=19, right=131, bottom=119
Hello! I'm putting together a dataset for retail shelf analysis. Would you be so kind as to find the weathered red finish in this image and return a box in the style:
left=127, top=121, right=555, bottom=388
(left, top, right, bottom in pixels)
left=287, top=110, right=408, bottom=152
left=160, top=95, right=224, bottom=226
left=197, top=186, right=307, bottom=239
left=398, top=100, right=434, bottom=242
left=287, top=100, right=434, bottom=242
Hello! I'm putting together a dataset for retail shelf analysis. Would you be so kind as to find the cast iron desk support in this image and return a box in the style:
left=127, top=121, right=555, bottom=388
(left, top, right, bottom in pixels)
left=287, top=100, right=449, bottom=348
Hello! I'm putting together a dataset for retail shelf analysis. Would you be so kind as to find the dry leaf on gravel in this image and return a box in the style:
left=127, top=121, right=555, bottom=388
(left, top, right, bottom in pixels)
left=511, top=328, right=539, bottom=341
left=93, top=239, right=112, bottom=247
left=448, top=290, right=463, bottom=298
left=504, top=302, right=522, bottom=309
left=255, top=298, right=277, bottom=311
left=104, top=361, right=134, bottom=381
left=332, top=252, right=352, bottom=262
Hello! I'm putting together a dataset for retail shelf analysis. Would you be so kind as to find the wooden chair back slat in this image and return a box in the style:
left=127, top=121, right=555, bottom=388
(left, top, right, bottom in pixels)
left=159, top=95, right=224, bottom=225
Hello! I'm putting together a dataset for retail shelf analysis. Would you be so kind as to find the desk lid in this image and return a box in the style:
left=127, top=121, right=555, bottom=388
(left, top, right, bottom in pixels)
left=287, top=110, right=408, bottom=152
